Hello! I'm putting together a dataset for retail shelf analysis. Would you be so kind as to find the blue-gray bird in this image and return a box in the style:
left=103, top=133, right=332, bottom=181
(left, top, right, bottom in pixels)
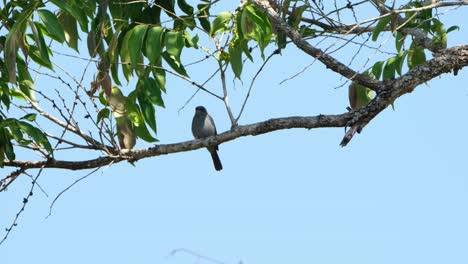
left=192, top=106, right=223, bottom=171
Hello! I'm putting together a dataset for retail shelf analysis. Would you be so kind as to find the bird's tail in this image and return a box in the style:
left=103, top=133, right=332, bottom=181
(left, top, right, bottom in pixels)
left=209, top=148, right=223, bottom=171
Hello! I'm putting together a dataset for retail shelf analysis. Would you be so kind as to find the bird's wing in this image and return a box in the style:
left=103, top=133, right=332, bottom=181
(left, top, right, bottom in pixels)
left=208, top=115, right=217, bottom=134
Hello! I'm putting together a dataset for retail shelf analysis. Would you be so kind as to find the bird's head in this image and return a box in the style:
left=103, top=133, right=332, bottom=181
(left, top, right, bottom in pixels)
left=195, top=106, right=207, bottom=114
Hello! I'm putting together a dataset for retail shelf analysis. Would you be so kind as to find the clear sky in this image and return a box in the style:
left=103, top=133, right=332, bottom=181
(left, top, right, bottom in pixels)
left=2, top=1, right=468, bottom=264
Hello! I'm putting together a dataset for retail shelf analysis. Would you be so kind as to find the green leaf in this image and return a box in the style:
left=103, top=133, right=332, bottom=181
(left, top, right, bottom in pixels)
left=29, top=45, right=53, bottom=69
left=242, top=5, right=273, bottom=58
left=197, top=4, right=211, bottom=32
left=17, top=121, right=53, bottom=153
left=5, top=33, right=18, bottom=83
left=446, top=25, right=460, bottom=34
left=125, top=92, right=142, bottom=126
left=57, top=10, right=79, bottom=51
left=137, top=88, right=157, bottom=133
left=97, top=108, right=110, bottom=124
left=408, top=45, right=426, bottom=69
left=288, top=5, right=308, bottom=29
left=37, top=9, right=65, bottom=43
left=120, top=28, right=134, bottom=81
left=165, top=30, right=184, bottom=61
left=135, top=122, right=158, bottom=142
left=372, top=61, right=384, bottom=80
left=431, top=19, right=447, bottom=49
left=152, top=61, right=166, bottom=92
left=177, top=0, right=194, bottom=15
left=128, top=24, right=148, bottom=67
left=144, top=78, right=165, bottom=107
left=183, top=31, right=199, bottom=48
left=19, top=80, right=35, bottom=101
left=395, top=31, right=405, bottom=52
left=372, top=15, right=391, bottom=41
left=17, top=57, right=32, bottom=81
left=20, top=114, right=36, bottom=122
left=4, top=1, right=35, bottom=82
left=161, top=51, right=188, bottom=77
left=1, top=130, right=16, bottom=161
left=210, top=11, right=232, bottom=37
left=229, top=41, right=243, bottom=79
left=111, top=50, right=122, bottom=85
left=29, top=20, right=42, bottom=51
left=395, top=51, right=408, bottom=76
left=49, top=0, right=88, bottom=32
left=349, top=82, right=373, bottom=109
left=383, top=56, right=397, bottom=80
left=99, top=90, right=108, bottom=105
left=145, top=26, right=164, bottom=64
left=30, top=22, right=53, bottom=69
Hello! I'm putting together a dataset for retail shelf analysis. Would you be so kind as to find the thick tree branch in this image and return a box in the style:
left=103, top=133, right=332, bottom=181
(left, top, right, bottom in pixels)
left=341, top=44, right=468, bottom=145
left=251, top=0, right=382, bottom=90
left=389, top=45, right=468, bottom=98
left=3, top=113, right=351, bottom=170
left=4, top=45, right=468, bottom=171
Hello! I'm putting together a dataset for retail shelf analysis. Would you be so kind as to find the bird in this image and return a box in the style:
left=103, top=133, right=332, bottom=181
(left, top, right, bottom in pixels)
left=191, top=106, right=223, bottom=171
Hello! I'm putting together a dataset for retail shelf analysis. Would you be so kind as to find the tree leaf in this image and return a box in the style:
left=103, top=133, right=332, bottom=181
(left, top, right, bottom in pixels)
left=372, top=61, right=384, bottom=80
left=128, top=24, right=148, bottom=67
left=161, top=51, right=188, bottom=77
left=96, top=108, right=110, bottom=124
left=49, top=0, right=89, bottom=32
left=120, top=28, right=133, bottom=81
left=395, top=51, right=408, bottom=76
left=4, top=33, right=18, bottom=83
left=349, top=82, right=373, bottom=109
left=229, top=41, right=243, bottom=79
left=37, top=9, right=65, bottom=43
left=164, top=30, right=184, bottom=61
left=210, top=11, right=232, bottom=37
left=19, top=80, right=35, bottom=101
left=383, top=56, right=397, bottom=80
left=152, top=59, right=166, bottom=92
left=21, top=113, right=37, bottom=122
left=134, top=122, right=158, bottom=142
left=183, top=31, right=199, bottom=48
left=446, top=25, right=460, bottom=34
left=431, top=19, right=447, bottom=49
left=137, top=86, right=157, bottom=133
left=144, top=77, right=165, bottom=107
left=395, top=31, right=405, bottom=52
left=408, top=44, right=426, bottom=69
left=145, top=26, right=164, bottom=64
left=17, top=121, right=53, bottom=154
left=1, top=129, right=16, bottom=161
left=57, top=10, right=79, bottom=51
left=29, top=45, right=53, bottom=69
left=197, top=4, right=211, bottom=32
left=30, top=22, right=53, bottom=69
left=177, top=0, right=194, bottom=15
left=288, top=5, right=308, bottom=29
left=372, top=15, right=391, bottom=41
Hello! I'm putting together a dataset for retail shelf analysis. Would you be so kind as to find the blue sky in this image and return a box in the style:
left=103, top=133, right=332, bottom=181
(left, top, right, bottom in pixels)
left=2, top=1, right=468, bottom=264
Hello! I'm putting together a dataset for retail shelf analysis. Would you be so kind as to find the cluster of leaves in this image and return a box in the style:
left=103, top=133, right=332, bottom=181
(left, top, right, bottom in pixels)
left=351, top=0, right=459, bottom=109
left=0, top=0, right=279, bottom=160
left=0, top=113, right=52, bottom=167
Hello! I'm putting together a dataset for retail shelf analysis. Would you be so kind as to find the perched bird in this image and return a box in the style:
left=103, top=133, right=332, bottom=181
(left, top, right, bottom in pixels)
left=192, top=106, right=223, bottom=171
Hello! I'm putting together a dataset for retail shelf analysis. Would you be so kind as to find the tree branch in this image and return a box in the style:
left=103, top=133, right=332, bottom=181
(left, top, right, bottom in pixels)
left=4, top=45, right=467, bottom=171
